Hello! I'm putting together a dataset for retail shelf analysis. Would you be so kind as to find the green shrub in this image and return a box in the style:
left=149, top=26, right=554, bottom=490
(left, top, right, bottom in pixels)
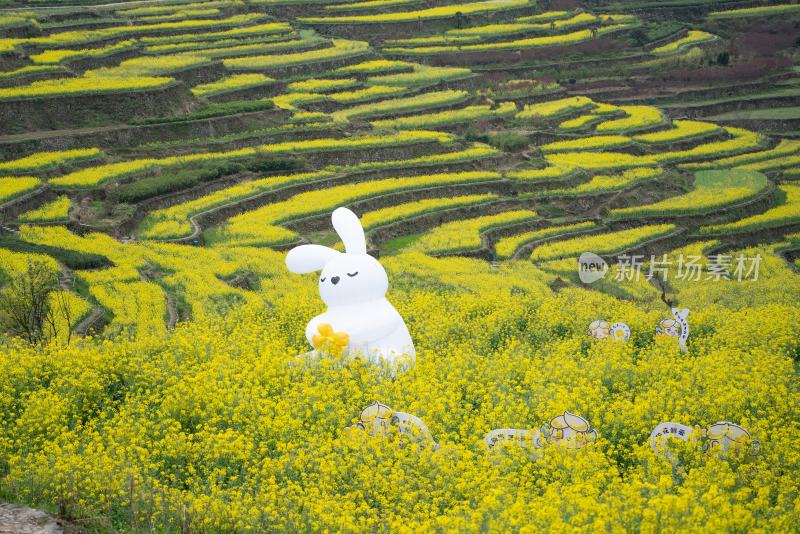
left=488, top=132, right=528, bottom=152
left=112, top=162, right=243, bottom=203
left=244, top=157, right=306, bottom=173
left=133, top=100, right=275, bottom=125
left=111, top=158, right=302, bottom=203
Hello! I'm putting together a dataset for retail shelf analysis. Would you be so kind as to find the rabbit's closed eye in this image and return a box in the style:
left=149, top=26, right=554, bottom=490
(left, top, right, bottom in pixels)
left=347, top=272, right=359, bottom=277
left=320, top=277, right=326, bottom=282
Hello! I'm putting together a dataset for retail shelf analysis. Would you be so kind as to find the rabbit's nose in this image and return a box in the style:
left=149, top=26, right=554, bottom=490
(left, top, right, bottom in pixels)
left=331, top=276, right=340, bottom=285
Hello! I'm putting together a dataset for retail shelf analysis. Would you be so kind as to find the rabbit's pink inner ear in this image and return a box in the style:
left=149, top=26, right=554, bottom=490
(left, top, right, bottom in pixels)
left=332, top=207, right=367, bottom=255
left=286, top=245, right=339, bottom=274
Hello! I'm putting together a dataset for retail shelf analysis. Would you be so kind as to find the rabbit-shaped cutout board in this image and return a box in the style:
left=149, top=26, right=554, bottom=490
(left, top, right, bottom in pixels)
left=286, top=207, right=415, bottom=368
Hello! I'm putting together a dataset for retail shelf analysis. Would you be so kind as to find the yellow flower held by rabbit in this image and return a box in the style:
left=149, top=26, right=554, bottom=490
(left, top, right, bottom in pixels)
left=312, top=323, right=349, bottom=356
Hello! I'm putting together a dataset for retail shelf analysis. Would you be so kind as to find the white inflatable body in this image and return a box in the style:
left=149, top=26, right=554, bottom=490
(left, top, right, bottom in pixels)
left=286, top=207, right=415, bottom=366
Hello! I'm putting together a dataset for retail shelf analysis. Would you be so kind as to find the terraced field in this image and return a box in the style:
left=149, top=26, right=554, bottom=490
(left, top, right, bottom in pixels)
left=0, top=0, right=799, bottom=531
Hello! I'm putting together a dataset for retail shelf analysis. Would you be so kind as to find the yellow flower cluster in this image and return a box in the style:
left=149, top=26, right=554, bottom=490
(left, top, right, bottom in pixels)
left=287, top=77, right=359, bottom=93
left=633, top=119, right=721, bottom=144
left=271, top=91, right=326, bottom=110
left=698, top=184, right=800, bottom=235
left=116, top=0, right=243, bottom=17
left=682, top=139, right=800, bottom=170
left=191, top=74, right=275, bottom=97
left=549, top=167, right=662, bottom=195
left=655, top=126, right=766, bottom=165
left=18, top=195, right=72, bottom=222
left=85, top=55, right=212, bottom=78
left=546, top=151, right=655, bottom=170
left=515, top=10, right=573, bottom=23
left=326, top=0, right=417, bottom=11
left=0, top=148, right=102, bottom=173
left=143, top=33, right=288, bottom=54
left=558, top=103, right=620, bottom=130
left=540, top=135, right=632, bottom=153
left=29, top=14, right=266, bottom=48
left=334, top=59, right=412, bottom=74
left=47, top=290, right=91, bottom=343
left=0, top=176, right=41, bottom=203
left=224, top=39, right=369, bottom=71
left=0, top=38, right=20, bottom=53
left=740, top=154, right=800, bottom=172
left=494, top=221, right=597, bottom=259
left=30, top=40, right=138, bottom=65
left=410, top=209, right=538, bottom=254
left=530, top=224, right=676, bottom=261
left=0, top=247, right=59, bottom=278
left=710, top=3, right=800, bottom=18
left=366, top=64, right=473, bottom=87
left=518, top=96, right=596, bottom=120
left=330, top=143, right=499, bottom=172
left=0, top=15, right=33, bottom=29
left=311, top=323, right=349, bottom=356
left=360, top=194, right=497, bottom=230
left=181, top=33, right=328, bottom=60
left=0, top=65, right=64, bottom=80
left=332, top=89, right=470, bottom=123
left=0, top=76, right=175, bottom=101
left=652, top=30, right=717, bottom=55
left=383, top=34, right=475, bottom=47
left=370, top=102, right=516, bottom=130
left=609, top=170, right=768, bottom=220
left=140, top=22, right=292, bottom=46
left=327, top=84, right=407, bottom=103
left=138, top=8, right=221, bottom=22
left=89, top=281, right=168, bottom=338
left=446, top=12, right=599, bottom=38
left=506, top=164, right=579, bottom=182
left=300, top=0, right=530, bottom=23
left=594, top=105, right=668, bottom=133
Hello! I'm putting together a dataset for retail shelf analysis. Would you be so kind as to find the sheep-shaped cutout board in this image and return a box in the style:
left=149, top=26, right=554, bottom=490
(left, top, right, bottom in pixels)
left=285, top=207, right=415, bottom=368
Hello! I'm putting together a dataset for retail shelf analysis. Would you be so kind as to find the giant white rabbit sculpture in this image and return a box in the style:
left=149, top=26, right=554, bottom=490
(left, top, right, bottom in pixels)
left=285, top=207, right=416, bottom=367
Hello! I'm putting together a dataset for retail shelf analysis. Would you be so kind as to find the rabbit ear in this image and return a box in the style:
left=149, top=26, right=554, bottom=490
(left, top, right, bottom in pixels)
left=332, top=207, right=367, bottom=255
left=286, top=244, right=340, bottom=274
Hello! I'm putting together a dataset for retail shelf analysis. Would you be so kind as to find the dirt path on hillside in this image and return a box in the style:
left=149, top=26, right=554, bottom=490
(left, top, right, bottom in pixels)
left=0, top=504, right=62, bottom=534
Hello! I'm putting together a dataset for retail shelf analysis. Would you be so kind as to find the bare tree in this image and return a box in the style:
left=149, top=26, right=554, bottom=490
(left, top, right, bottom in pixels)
left=0, top=260, right=69, bottom=345
left=44, top=287, right=72, bottom=345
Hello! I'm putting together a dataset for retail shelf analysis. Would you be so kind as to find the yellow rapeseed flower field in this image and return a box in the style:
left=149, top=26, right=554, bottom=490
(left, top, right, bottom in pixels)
left=0, top=228, right=798, bottom=531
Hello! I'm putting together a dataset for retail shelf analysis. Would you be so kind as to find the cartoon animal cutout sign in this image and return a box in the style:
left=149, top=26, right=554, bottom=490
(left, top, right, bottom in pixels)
left=485, top=411, right=597, bottom=452
left=286, top=207, right=415, bottom=369
left=588, top=319, right=611, bottom=339
left=354, top=401, right=393, bottom=436
left=657, top=308, right=690, bottom=353
left=649, top=421, right=759, bottom=460
left=588, top=319, right=630, bottom=341
left=351, top=401, right=436, bottom=446
left=541, top=411, right=598, bottom=448
left=704, top=421, right=759, bottom=455
left=649, top=422, right=697, bottom=461
left=610, top=322, right=631, bottom=341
